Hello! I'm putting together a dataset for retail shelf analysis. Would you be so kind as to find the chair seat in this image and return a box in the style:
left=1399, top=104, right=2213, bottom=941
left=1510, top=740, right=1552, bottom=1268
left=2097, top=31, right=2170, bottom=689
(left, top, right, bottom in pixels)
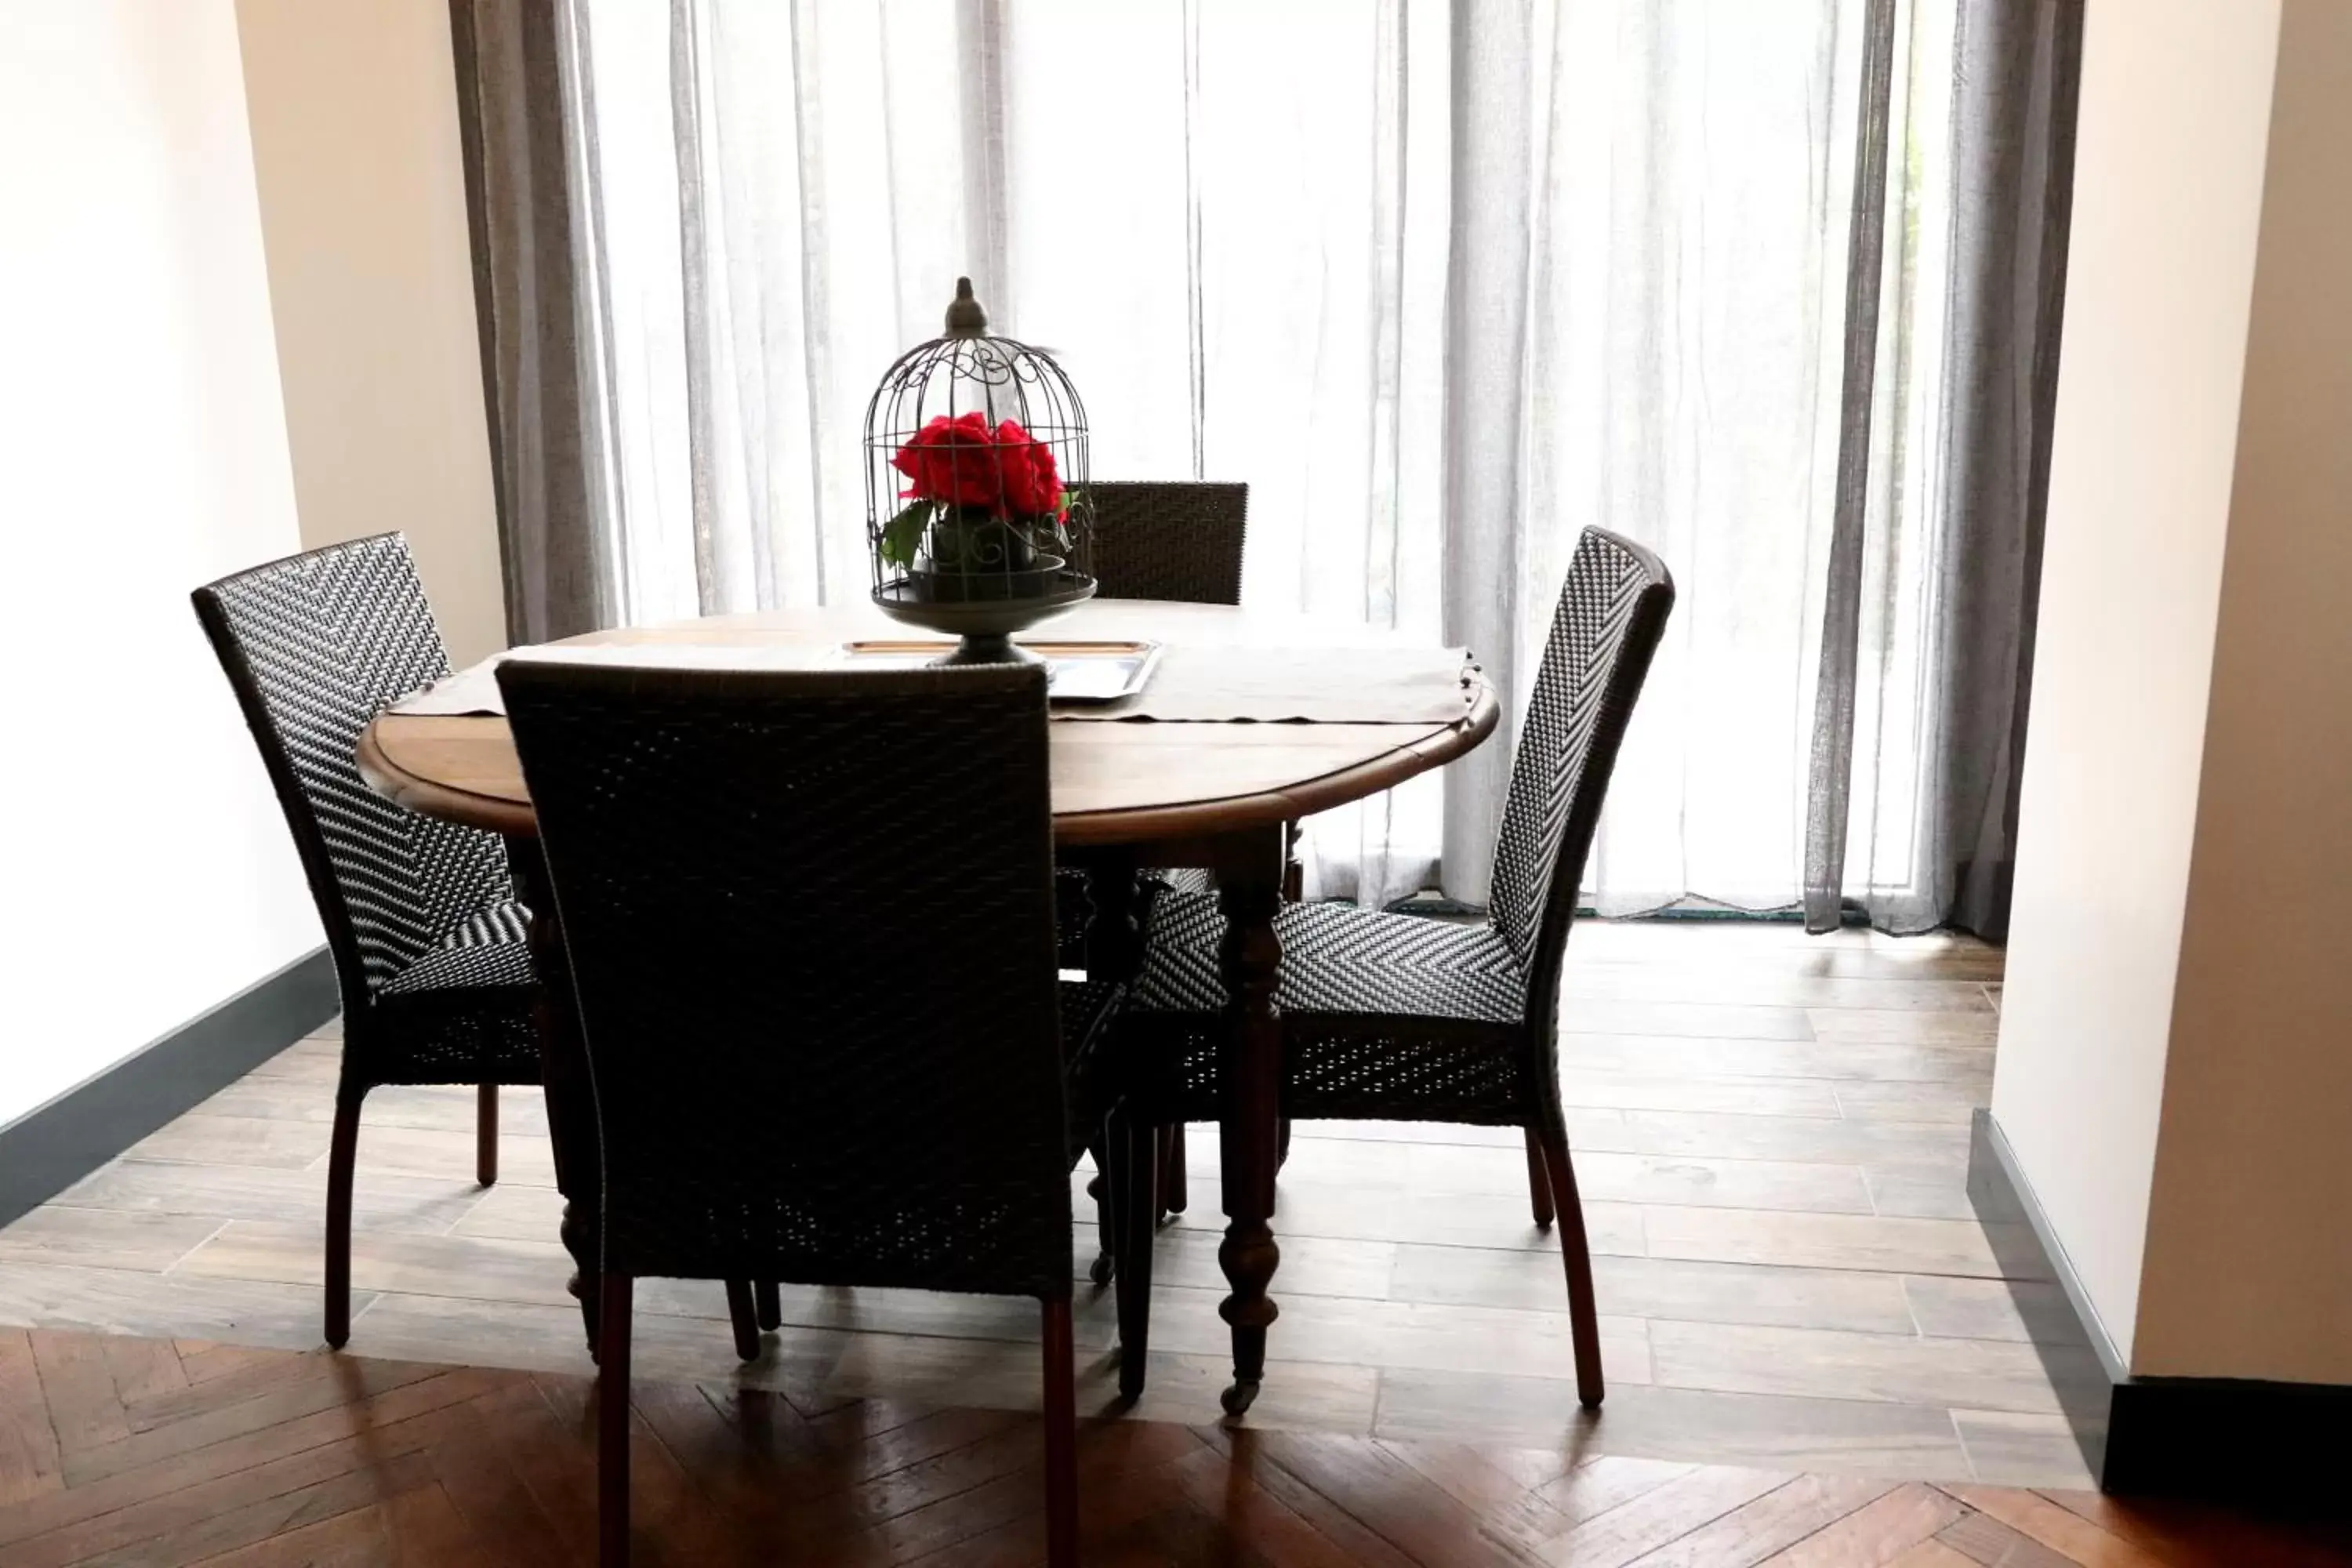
left=358, top=899, right=543, bottom=1089
left=1132, top=893, right=1525, bottom=1022
left=379, top=899, right=535, bottom=996
left=1125, top=892, right=1535, bottom=1126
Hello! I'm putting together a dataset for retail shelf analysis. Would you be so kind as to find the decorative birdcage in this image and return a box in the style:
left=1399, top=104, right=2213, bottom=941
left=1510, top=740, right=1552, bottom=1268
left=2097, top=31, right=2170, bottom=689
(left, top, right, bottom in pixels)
left=864, top=278, right=1095, bottom=664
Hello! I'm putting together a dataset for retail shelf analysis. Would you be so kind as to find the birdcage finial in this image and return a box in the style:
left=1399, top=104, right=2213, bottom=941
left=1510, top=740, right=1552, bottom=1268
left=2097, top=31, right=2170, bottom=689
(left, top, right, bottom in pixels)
left=944, top=277, right=989, bottom=337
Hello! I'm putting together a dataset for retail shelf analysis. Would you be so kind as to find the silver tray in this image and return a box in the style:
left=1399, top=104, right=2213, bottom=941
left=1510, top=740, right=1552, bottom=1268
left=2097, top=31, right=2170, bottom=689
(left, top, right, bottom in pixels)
left=837, top=639, right=1163, bottom=704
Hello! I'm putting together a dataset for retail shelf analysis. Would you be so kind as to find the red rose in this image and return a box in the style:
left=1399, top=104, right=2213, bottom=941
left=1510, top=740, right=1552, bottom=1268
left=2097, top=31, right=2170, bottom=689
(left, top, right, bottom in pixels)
left=891, top=413, right=1063, bottom=517
left=996, top=419, right=1064, bottom=517
left=892, top=411, right=1004, bottom=510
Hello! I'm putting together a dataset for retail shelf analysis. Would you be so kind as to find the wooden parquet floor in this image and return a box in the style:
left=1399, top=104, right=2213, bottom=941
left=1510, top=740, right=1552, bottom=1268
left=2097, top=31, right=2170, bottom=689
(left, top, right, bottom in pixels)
left=0, top=1326, right=2342, bottom=1567
left=1, top=924, right=2107, bottom=1488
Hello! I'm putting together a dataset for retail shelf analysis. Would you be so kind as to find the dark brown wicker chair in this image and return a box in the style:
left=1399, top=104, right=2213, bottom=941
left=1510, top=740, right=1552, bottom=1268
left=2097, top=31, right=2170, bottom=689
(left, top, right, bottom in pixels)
left=497, top=659, right=1139, bottom=1568
left=191, top=533, right=543, bottom=1351
left=1060, top=480, right=1250, bottom=957
left=1085, top=480, right=1250, bottom=604
left=1117, top=527, right=1675, bottom=1409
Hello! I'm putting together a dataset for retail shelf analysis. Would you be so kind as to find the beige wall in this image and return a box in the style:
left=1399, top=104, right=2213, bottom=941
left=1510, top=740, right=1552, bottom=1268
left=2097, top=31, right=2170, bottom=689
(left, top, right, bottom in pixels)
left=234, top=0, right=507, bottom=666
left=0, top=0, right=321, bottom=1126
left=2132, top=0, right=2352, bottom=1385
left=1990, top=0, right=2281, bottom=1363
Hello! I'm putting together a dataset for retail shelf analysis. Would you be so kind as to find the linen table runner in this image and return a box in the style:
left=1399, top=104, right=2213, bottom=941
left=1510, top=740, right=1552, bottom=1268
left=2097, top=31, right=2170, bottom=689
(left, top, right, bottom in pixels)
left=389, top=643, right=1475, bottom=725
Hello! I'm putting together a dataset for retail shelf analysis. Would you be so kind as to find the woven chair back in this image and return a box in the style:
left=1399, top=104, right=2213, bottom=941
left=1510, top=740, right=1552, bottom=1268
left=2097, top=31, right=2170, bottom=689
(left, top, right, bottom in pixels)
left=499, top=661, right=1074, bottom=1298
left=1086, top=481, right=1248, bottom=604
left=1486, top=528, right=1676, bottom=983
left=193, top=533, right=513, bottom=1003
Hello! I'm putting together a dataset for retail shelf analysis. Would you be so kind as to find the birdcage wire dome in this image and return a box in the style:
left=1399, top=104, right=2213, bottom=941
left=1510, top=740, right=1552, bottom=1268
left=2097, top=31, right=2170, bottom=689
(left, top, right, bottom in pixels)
left=864, top=278, right=1096, bottom=665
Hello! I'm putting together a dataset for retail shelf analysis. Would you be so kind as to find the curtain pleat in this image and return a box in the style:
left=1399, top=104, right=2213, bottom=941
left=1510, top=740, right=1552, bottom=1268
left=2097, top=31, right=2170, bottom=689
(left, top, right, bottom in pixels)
left=1909, top=0, right=2084, bottom=939
left=1801, top=0, right=1902, bottom=935
left=1434, top=0, right=1535, bottom=906
left=447, top=0, right=609, bottom=644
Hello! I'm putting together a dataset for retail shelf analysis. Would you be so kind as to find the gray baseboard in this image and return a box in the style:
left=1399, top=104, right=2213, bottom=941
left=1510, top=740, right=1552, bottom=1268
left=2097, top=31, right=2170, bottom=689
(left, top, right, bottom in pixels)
left=1969, top=1107, right=2351, bottom=1508
left=1966, top=1108, right=2122, bottom=1481
left=0, top=947, right=336, bottom=1229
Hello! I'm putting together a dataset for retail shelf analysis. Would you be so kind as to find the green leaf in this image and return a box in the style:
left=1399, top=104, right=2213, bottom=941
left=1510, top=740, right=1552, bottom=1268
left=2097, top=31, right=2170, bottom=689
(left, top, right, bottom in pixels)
left=878, top=499, right=933, bottom=570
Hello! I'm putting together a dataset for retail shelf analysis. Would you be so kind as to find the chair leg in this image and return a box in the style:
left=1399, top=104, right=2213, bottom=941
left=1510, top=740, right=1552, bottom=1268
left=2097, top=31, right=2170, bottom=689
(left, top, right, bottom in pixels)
left=1278, top=1116, right=1293, bottom=1170
left=723, top=1280, right=760, bottom=1362
left=1525, top=1127, right=1555, bottom=1230
left=598, top=1272, right=634, bottom=1566
left=476, top=1084, right=499, bottom=1186
left=1158, top=1123, right=1189, bottom=1220
left=1041, top=1297, right=1079, bottom=1568
left=1087, top=1134, right=1117, bottom=1286
left=1535, top=1126, right=1605, bottom=1409
left=325, top=1092, right=361, bottom=1350
left=1112, top=1108, right=1156, bottom=1401
left=755, top=1279, right=781, bottom=1332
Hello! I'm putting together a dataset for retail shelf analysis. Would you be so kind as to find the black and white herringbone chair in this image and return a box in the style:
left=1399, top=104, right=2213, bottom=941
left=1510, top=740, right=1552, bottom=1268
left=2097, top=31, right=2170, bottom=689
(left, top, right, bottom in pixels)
left=497, top=659, right=1140, bottom=1568
left=1117, top=527, right=1675, bottom=1410
left=192, top=533, right=543, bottom=1349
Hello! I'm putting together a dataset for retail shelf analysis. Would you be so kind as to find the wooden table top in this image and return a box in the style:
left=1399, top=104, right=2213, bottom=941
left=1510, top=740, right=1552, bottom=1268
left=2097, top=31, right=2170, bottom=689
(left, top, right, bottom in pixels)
left=358, top=600, right=1499, bottom=845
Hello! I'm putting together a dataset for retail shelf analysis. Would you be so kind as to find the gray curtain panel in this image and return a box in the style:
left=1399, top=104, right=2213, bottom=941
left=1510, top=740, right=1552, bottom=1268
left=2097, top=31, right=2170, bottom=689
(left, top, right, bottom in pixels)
left=448, top=0, right=608, bottom=644
left=1803, top=0, right=2085, bottom=938
left=1921, top=0, right=2083, bottom=939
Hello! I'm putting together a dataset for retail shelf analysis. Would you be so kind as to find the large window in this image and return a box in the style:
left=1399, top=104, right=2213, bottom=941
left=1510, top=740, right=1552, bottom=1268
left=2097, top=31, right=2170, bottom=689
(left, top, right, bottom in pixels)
left=567, top=0, right=1970, bottom=921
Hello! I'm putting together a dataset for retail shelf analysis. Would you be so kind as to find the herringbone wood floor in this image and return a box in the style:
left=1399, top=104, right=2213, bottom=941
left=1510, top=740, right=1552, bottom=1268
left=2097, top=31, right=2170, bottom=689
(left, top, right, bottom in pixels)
left=0, top=1327, right=2341, bottom=1566
left=3, top=924, right=2107, bottom=1487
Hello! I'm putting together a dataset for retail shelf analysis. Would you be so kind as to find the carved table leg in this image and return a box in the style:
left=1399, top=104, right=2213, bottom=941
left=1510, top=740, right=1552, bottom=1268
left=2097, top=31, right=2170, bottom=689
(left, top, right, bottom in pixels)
left=1212, top=826, right=1284, bottom=1417
left=508, top=837, right=601, bottom=1356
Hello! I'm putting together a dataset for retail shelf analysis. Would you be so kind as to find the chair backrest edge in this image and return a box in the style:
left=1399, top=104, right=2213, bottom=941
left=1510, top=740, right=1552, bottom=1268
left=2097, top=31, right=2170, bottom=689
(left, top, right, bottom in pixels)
left=189, top=565, right=377, bottom=1023
left=1513, top=530, right=1678, bottom=1058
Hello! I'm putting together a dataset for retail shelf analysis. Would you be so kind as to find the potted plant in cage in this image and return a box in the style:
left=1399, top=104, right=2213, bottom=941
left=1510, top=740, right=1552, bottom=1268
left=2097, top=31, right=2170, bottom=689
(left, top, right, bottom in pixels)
left=879, top=411, right=1084, bottom=603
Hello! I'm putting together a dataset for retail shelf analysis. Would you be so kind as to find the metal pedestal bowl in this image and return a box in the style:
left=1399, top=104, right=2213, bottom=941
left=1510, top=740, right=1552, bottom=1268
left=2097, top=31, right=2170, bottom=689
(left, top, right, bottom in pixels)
left=871, top=570, right=1098, bottom=666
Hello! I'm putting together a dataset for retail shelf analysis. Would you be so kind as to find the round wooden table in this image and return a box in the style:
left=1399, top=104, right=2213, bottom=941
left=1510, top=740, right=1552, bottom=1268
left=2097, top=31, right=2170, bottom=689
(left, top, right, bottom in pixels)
left=358, top=599, right=1498, bottom=1415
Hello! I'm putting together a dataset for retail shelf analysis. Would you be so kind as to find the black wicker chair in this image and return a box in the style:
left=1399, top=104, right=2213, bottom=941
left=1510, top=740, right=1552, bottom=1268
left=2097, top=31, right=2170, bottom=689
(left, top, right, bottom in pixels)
left=497, top=659, right=1139, bottom=1568
left=191, top=533, right=543, bottom=1350
left=1059, top=480, right=1250, bottom=950
left=1063, top=481, right=1252, bottom=1255
left=1119, top=527, right=1675, bottom=1409
left=1086, top=480, right=1250, bottom=604
left=1058, top=482, right=1251, bottom=1240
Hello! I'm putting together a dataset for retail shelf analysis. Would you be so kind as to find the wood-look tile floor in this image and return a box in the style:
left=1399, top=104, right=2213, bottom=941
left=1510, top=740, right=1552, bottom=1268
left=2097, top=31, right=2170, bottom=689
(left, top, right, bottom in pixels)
left=0, top=922, right=2099, bottom=1492
left=2, top=1327, right=2340, bottom=1566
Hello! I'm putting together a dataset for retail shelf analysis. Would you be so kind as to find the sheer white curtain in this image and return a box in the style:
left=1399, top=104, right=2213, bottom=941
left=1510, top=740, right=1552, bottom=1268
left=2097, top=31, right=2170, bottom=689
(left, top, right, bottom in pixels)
left=567, top=0, right=1957, bottom=919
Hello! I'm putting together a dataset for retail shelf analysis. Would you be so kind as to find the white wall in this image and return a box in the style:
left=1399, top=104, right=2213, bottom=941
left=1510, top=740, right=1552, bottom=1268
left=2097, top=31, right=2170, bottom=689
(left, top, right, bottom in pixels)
left=0, top=2, right=321, bottom=1126
left=1989, top=0, right=2281, bottom=1365
left=2132, top=0, right=2352, bottom=1385
left=234, top=0, right=508, bottom=667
